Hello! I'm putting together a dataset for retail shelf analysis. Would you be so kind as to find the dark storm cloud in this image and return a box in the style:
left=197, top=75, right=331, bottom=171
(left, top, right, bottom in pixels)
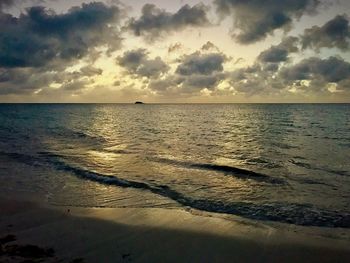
left=117, top=49, right=169, bottom=78
left=0, top=63, right=100, bottom=95
left=118, top=49, right=145, bottom=70
left=149, top=72, right=225, bottom=96
left=259, top=49, right=289, bottom=63
left=201, top=41, right=220, bottom=52
left=182, top=73, right=225, bottom=90
left=263, top=63, right=280, bottom=72
left=148, top=51, right=227, bottom=96
left=258, top=37, right=299, bottom=63
left=175, top=52, right=226, bottom=76
left=229, top=56, right=350, bottom=96
left=168, top=42, right=183, bottom=53
left=127, top=3, right=211, bottom=41
left=148, top=75, right=184, bottom=93
left=280, top=56, right=350, bottom=84
left=0, top=0, right=14, bottom=10
left=0, top=2, right=121, bottom=68
left=301, top=15, right=350, bottom=51
left=214, top=0, right=320, bottom=44
left=228, top=63, right=276, bottom=95
left=230, top=64, right=262, bottom=83
left=0, top=67, right=54, bottom=95
left=0, top=2, right=123, bottom=96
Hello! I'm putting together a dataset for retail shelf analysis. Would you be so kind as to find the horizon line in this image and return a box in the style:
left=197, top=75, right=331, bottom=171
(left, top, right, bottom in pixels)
left=1, top=102, right=350, bottom=105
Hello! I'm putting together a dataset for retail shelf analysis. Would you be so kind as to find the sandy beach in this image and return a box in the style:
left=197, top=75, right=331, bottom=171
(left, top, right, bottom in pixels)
left=1, top=193, right=350, bottom=263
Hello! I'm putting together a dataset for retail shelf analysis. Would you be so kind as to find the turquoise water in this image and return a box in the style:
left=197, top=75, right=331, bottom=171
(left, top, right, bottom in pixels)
left=0, top=104, right=349, bottom=227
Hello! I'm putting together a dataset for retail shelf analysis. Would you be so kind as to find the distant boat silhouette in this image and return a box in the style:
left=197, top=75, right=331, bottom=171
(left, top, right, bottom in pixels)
left=135, top=101, right=144, bottom=104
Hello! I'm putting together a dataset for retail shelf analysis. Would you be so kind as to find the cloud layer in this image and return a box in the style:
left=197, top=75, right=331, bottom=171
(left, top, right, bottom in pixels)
left=0, top=2, right=121, bottom=68
left=301, top=14, right=350, bottom=51
left=127, top=3, right=211, bottom=41
left=149, top=51, right=226, bottom=96
left=0, top=0, right=349, bottom=102
left=0, top=2, right=122, bottom=96
left=117, top=49, right=169, bottom=78
left=214, top=0, right=320, bottom=43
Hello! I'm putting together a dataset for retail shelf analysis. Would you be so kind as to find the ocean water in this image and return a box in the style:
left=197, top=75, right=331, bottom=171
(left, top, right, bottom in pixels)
left=0, top=103, right=350, bottom=228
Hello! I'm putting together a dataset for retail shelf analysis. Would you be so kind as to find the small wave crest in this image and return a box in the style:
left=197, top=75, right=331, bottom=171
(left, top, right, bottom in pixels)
left=290, top=159, right=349, bottom=177
left=149, top=157, right=285, bottom=184
left=50, top=128, right=107, bottom=144
left=42, top=153, right=350, bottom=228
left=2, top=150, right=349, bottom=228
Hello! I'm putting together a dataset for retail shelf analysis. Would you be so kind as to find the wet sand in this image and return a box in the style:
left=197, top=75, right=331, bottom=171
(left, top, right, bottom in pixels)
left=1, top=196, right=350, bottom=263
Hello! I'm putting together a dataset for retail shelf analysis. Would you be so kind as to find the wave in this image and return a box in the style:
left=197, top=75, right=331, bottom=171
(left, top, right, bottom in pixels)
left=2, top=150, right=350, bottom=228
left=0, top=152, right=43, bottom=167
left=42, top=153, right=350, bottom=228
left=290, top=159, right=349, bottom=177
left=149, top=157, right=285, bottom=184
left=50, top=128, right=107, bottom=144
left=271, top=141, right=299, bottom=150
left=295, top=178, right=333, bottom=186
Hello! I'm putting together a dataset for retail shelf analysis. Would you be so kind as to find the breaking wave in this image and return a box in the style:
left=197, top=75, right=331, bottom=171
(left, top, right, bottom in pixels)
left=2, top=150, right=349, bottom=228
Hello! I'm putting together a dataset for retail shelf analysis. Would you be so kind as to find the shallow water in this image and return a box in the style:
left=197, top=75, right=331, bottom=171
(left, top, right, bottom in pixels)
left=0, top=103, right=349, bottom=227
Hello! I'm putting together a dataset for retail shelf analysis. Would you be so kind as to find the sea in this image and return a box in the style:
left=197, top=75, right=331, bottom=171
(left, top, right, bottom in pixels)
left=0, top=103, right=349, bottom=228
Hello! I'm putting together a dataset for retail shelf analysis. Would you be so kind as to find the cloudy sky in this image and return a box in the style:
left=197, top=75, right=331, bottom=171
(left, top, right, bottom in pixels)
left=0, top=0, right=349, bottom=103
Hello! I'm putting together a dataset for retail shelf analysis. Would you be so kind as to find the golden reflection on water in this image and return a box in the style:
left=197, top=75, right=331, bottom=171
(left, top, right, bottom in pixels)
left=76, top=105, right=260, bottom=198
left=87, top=150, right=121, bottom=162
left=2, top=104, right=349, bottom=226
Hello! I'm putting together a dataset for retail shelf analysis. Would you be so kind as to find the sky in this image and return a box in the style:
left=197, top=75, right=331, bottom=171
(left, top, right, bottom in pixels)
left=0, top=0, right=349, bottom=103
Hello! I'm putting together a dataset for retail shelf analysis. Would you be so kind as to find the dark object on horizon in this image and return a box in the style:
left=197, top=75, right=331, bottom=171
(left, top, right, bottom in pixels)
left=135, top=101, right=144, bottom=104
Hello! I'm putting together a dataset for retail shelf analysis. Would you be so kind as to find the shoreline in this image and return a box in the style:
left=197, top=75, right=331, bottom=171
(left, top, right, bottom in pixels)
left=1, top=195, right=350, bottom=262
